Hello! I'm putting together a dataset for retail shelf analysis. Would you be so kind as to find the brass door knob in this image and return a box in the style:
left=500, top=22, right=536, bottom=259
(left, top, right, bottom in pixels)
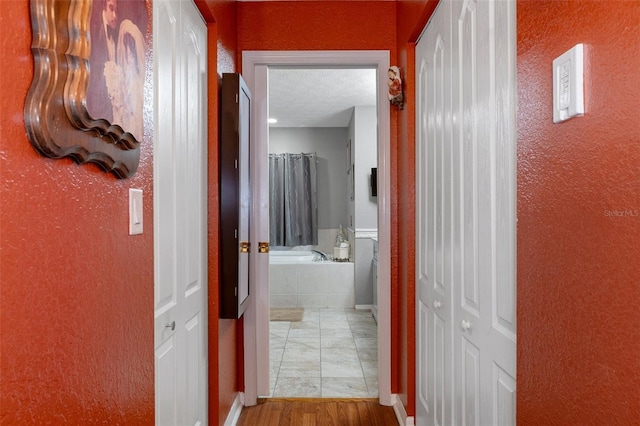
left=240, top=241, right=250, bottom=253
left=258, top=242, right=270, bottom=253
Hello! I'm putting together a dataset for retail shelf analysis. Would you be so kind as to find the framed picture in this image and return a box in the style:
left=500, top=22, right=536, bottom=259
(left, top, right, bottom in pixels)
left=24, top=0, right=150, bottom=178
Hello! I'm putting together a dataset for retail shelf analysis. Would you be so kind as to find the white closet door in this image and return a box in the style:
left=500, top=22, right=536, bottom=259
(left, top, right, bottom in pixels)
left=416, top=1, right=516, bottom=425
left=154, top=1, right=208, bottom=425
left=451, top=1, right=517, bottom=424
left=416, top=1, right=454, bottom=424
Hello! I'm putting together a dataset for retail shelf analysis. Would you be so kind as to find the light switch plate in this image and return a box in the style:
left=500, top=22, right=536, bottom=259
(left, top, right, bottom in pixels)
left=553, top=43, right=584, bottom=123
left=129, top=188, right=143, bottom=235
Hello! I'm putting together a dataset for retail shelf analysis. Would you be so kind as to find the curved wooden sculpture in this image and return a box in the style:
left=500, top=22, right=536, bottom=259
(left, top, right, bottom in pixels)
left=24, top=0, right=145, bottom=178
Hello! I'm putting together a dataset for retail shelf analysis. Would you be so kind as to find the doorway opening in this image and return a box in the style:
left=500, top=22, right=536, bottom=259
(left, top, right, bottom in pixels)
left=242, top=50, right=392, bottom=406
left=267, top=67, right=379, bottom=398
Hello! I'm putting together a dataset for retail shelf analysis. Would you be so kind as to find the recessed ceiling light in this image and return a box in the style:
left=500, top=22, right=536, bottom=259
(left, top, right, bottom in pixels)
left=268, top=118, right=278, bottom=124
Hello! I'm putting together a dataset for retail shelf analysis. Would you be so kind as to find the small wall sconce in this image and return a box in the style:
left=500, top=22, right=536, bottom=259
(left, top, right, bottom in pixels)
left=388, top=65, right=404, bottom=110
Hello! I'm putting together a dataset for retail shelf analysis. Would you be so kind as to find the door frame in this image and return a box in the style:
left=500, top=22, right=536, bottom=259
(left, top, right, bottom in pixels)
left=242, top=50, right=392, bottom=406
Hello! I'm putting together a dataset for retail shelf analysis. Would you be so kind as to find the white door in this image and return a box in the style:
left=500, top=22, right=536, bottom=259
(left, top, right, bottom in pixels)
left=416, top=1, right=517, bottom=425
left=451, top=1, right=517, bottom=424
left=416, top=1, right=454, bottom=424
left=154, top=1, right=208, bottom=425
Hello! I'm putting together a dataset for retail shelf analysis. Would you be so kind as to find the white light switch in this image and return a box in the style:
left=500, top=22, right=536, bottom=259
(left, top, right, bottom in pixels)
left=553, top=44, right=584, bottom=123
left=129, top=188, right=143, bottom=235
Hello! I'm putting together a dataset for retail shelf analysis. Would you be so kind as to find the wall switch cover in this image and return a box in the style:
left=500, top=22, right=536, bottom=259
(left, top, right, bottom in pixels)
left=553, top=44, right=584, bottom=123
left=129, top=188, right=143, bottom=235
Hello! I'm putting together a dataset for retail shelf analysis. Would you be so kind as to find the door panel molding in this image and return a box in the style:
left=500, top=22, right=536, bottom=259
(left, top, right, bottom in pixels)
left=154, top=1, right=208, bottom=424
left=416, top=0, right=516, bottom=424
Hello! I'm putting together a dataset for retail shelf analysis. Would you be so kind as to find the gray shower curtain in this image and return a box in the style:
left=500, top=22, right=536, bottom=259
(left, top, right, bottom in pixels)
left=269, top=153, right=318, bottom=246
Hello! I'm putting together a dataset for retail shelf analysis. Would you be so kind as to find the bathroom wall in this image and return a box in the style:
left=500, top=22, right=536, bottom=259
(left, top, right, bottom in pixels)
left=269, top=107, right=377, bottom=307
left=270, top=127, right=349, bottom=233
left=349, top=105, right=379, bottom=229
left=347, top=105, right=378, bottom=306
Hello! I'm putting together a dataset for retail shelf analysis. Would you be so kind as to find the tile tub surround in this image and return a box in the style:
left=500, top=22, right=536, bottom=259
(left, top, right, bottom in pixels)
left=269, top=308, right=378, bottom=398
left=270, top=262, right=354, bottom=308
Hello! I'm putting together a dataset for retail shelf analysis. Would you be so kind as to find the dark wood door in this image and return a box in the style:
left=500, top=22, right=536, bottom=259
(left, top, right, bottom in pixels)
left=220, top=73, right=251, bottom=319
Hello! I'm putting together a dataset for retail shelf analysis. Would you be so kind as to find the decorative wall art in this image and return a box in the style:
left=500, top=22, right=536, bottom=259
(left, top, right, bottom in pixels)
left=24, top=0, right=150, bottom=178
left=388, top=65, right=404, bottom=110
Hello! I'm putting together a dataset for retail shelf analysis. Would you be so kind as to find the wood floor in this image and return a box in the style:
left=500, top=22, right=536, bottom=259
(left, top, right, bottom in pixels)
left=237, top=398, right=399, bottom=426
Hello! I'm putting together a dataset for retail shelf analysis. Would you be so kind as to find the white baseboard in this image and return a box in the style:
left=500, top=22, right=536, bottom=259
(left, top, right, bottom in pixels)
left=355, top=304, right=374, bottom=311
left=224, top=392, right=244, bottom=426
left=352, top=228, right=378, bottom=239
left=391, top=394, right=415, bottom=426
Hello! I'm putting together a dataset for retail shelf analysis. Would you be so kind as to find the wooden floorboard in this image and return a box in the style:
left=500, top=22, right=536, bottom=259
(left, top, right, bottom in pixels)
left=237, top=398, right=398, bottom=426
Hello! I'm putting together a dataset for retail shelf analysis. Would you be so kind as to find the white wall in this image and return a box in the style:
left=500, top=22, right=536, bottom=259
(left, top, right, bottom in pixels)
left=347, top=106, right=378, bottom=305
left=269, top=127, right=349, bottom=230
left=352, top=105, right=378, bottom=228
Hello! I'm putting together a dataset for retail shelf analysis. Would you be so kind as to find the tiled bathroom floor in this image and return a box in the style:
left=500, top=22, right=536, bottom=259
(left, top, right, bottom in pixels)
left=269, top=308, right=378, bottom=398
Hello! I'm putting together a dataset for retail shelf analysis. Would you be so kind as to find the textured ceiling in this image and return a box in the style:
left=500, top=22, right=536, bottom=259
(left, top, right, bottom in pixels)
left=268, top=67, right=377, bottom=128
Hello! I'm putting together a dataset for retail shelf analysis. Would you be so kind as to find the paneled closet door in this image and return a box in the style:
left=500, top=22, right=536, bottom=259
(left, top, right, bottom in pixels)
left=416, top=1, right=516, bottom=425
left=451, top=1, right=517, bottom=424
left=154, top=1, right=208, bottom=425
left=416, top=1, right=454, bottom=424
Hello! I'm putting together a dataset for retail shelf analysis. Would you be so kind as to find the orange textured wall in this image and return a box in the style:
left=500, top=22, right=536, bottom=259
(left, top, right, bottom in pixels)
left=237, top=0, right=401, bottom=391
left=0, top=1, right=154, bottom=423
left=517, top=1, right=640, bottom=424
left=197, top=2, right=239, bottom=425
left=238, top=1, right=397, bottom=52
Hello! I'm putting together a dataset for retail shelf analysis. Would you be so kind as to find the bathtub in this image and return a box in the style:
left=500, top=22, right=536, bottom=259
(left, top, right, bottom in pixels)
left=269, top=250, right=318, bottom=263
left=269, top=250, right=354, bottom=308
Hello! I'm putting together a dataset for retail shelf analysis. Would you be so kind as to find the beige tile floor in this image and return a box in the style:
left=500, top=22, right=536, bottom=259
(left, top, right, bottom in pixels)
left=269, top=308, right=378, bottom=398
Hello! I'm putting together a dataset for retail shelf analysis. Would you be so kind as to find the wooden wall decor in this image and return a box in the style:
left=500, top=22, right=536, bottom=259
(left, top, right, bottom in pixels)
left=24, top=0, right=149, bottom=179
